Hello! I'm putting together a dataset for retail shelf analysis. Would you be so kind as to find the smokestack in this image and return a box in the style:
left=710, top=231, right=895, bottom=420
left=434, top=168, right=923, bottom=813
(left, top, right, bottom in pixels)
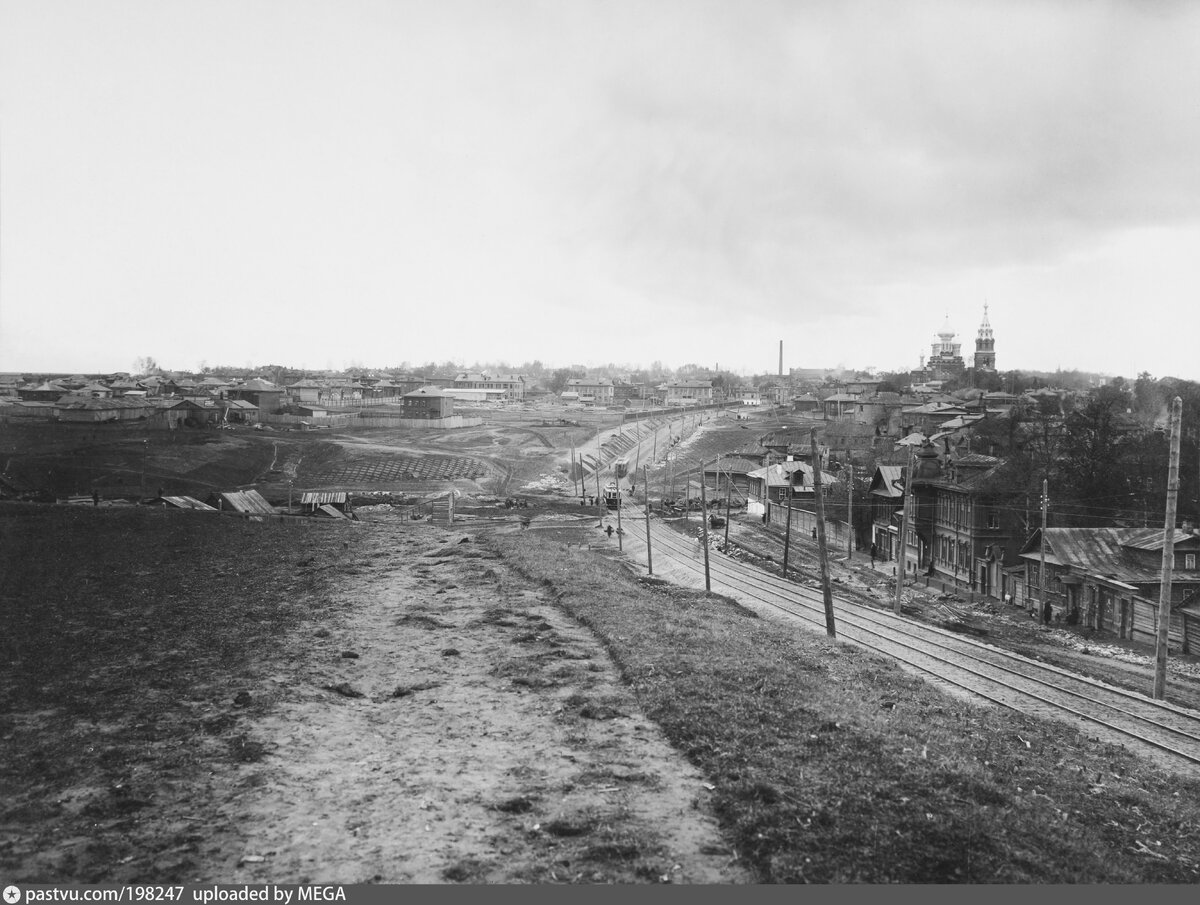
left=778, top=340, right=783, bottom=377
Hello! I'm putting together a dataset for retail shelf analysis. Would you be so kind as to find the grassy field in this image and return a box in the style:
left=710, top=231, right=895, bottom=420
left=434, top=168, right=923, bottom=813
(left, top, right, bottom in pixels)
left=493, top=532, right=1200, bottom=883
left=0, top=503, right=355, bottom=881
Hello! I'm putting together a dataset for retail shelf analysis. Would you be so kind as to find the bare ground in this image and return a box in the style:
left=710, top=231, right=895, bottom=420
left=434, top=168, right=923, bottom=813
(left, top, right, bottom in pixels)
left=0, top=504, right=745, bottom=884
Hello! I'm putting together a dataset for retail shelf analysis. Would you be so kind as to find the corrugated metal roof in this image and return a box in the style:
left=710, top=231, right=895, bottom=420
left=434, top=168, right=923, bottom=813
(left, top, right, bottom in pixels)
left=1120, top=527, right=1197, bottom=552
left=1019, top=527, right=1189, bottom=584
left=161, top=496, right=217, bottom=510
left=746, top=462, right=837, bottom=488
left=301, top=491, right=348, bottom=506
left=216, top=490, right=276, bottom=515
left=315, top=504, right=347, bottom=518
left=869, top=465, right=905, bottom=498
left=939, top=415, right=986, bottom=430
left=56, top=395, right=152, bottom=410
left=954, top=453, right=1001, bottom=467
left=704, top=457, right=762, bottom=475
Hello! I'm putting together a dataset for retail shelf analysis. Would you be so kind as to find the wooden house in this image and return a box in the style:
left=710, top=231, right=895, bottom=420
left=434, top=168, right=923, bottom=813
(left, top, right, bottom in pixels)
left=401, top=386, right=455, bottom=419
left=1015, top=527, right=1200, bottom=636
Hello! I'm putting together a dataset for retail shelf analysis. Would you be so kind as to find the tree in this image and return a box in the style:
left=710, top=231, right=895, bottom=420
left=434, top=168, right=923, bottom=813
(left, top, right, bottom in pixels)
left=548, top=368, right=576, bottom=394
left=134, top=356, right=161, bottom=376
left=1055, top=388, right=1135, bottom=525
left=1134, top=372, right=1163, bottom=423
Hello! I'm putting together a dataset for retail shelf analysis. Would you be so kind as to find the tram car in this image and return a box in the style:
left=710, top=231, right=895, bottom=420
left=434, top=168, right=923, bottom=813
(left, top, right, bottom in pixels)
left=613, top=457, right=630, bottom=479
left=602, top=481, right=622, bottom=510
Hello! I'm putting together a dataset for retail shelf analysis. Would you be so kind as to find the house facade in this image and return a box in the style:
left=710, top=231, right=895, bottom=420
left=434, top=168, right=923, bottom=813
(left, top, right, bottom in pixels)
left=401, top=386, right=455, bottom=419
left=924, top=454, right=1024, bottom=598
left=664, top=379, right=714, bottom=407
left=564, top=377, right=614, bottom=406
left=1015, top=527, right=1200, bottom=631
left=453, top=373, right=526, bottom=402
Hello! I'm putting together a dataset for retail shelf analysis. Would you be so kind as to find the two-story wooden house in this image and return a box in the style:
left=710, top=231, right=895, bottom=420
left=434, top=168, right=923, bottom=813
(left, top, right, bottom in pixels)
left=664, top=379, right=714, bottom=407
left=923, top=453, right=1025, bottom=599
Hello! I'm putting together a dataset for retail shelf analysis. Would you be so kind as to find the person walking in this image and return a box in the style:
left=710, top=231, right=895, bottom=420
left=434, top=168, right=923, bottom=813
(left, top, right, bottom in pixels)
left=1042, top=599, right=1053, bottom=626
left=870, top=542, right=878, bottom=568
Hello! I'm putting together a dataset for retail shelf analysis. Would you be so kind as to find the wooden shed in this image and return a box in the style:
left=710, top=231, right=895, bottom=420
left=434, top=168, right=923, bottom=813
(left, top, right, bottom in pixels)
left=209, top=489, right=276, bottom=516
left=301, top=491, right=351, bottom=515
left=157, top=495, right=217, bottom=511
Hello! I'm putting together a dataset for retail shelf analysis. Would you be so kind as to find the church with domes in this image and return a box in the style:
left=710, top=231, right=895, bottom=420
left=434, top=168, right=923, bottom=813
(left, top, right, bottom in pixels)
left=927, top=314, right=965, bottom=376
left=911, top=306, right=996, bottom=384
left=974, top=303, right=996, bottom=371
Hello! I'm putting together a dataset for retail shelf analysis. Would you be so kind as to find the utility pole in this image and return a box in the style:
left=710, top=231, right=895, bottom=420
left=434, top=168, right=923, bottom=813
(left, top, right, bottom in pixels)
left=894, top=444, right=915, bottom=616
left=1038, top=479, right=1048, bottom=618
left=782, top=482, right=793, bottom=579
left=847, top=463, right=854, bottom=558
left=811, top=430, right=836, bottom=637
left=595, top=444, right=603, bottom=527
left=643, top=465, right=653, bottom=575
left=699, top=460, right=711, bottom=591
left=595, top=427, right=603, bottom=504
left=715, top=452, right=721, bottom=521
left=668, top=453, right=676, bottom=509
left=615, top=457, right=623, bottom=551
left=1153, top=396, right=1183, bottom=700
left=723, top=457, right=733, bottom=550
left=684, top=464, right=690, bottom=522
left=570, top=446, right=578, bottom=497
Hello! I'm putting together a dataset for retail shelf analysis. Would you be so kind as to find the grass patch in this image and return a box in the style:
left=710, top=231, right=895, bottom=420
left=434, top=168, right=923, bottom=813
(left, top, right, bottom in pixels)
left=494, top=533, right=1200, bottom=883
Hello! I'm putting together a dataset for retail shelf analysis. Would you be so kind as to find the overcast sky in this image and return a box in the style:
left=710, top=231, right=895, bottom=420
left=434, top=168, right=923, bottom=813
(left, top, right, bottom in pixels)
left=2, top=0, right=1198, bottom=380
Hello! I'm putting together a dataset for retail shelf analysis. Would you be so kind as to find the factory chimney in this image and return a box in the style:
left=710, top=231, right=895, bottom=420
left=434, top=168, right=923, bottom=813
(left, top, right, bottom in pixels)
left=778, top=340, right=783, bottom=378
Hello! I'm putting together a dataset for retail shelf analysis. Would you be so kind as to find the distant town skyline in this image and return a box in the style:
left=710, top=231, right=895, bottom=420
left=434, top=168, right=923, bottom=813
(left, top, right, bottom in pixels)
left=3, top=2, right=1198, bottom=381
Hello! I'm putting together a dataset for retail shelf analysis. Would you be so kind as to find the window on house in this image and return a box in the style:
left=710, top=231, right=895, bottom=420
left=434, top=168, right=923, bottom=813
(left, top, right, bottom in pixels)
left=1186, top=553, right=1197, bottom=570
left=987, top=511, right=999, bottom=529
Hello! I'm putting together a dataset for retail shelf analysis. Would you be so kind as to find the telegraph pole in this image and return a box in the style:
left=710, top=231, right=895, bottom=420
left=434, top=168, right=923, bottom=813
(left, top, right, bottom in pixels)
left=643, top=465, right=653, bottom=575
left=1038, top=479, right=1048, bottom=618
left=570, top=446, right=578, bottom=497
left=894, top=444, right=915, bottom=616
left=782, top=482, right=794, bottom=579
left=1153, top=396, right=1183, bottom=700
left=615, top=457, right=623, bottom=552
left=595, top=439, right=603, bottom=526
left=595, top=427, right=603, bottom=503
left=847, top=463, right=854, bottom=558
left=699, top=459, right=711, bottom=591
left=811, top=429, right=836, bottom=637
left=684, top=464, right=690, bottom=522
left=723, top=457, right=733, bottom=550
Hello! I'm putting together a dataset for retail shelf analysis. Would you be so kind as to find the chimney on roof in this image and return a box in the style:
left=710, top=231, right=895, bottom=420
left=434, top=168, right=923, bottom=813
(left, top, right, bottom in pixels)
left=779, top=340, right=783, bottom=378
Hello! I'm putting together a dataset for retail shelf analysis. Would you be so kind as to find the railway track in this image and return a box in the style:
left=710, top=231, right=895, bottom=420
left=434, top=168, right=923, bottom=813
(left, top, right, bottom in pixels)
left=618, top=517, right=1200, bottom=773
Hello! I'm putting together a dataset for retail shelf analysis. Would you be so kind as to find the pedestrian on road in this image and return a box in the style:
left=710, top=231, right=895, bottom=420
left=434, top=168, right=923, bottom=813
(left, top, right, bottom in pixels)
left=870, top=543, right=878, bottom=567
left=1042, top=599, right=1053, bottom=625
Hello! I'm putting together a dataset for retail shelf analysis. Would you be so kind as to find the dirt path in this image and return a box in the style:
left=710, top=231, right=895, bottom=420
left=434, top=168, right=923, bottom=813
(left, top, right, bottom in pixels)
left=204, top=518, right=746, bottom=884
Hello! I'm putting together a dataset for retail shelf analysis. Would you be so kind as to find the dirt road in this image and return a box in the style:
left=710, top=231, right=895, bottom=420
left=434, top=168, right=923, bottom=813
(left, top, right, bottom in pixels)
left=218, top=518, right=745, bottom=883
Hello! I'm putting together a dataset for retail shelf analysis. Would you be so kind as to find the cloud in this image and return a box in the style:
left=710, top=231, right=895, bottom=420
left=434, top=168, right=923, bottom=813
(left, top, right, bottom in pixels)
left=2, top=1, right=1199, bottom=377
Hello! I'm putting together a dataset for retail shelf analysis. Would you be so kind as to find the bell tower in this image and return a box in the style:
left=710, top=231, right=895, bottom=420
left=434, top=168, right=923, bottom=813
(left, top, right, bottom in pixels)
left=974, top=303, right=996, bottom=371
